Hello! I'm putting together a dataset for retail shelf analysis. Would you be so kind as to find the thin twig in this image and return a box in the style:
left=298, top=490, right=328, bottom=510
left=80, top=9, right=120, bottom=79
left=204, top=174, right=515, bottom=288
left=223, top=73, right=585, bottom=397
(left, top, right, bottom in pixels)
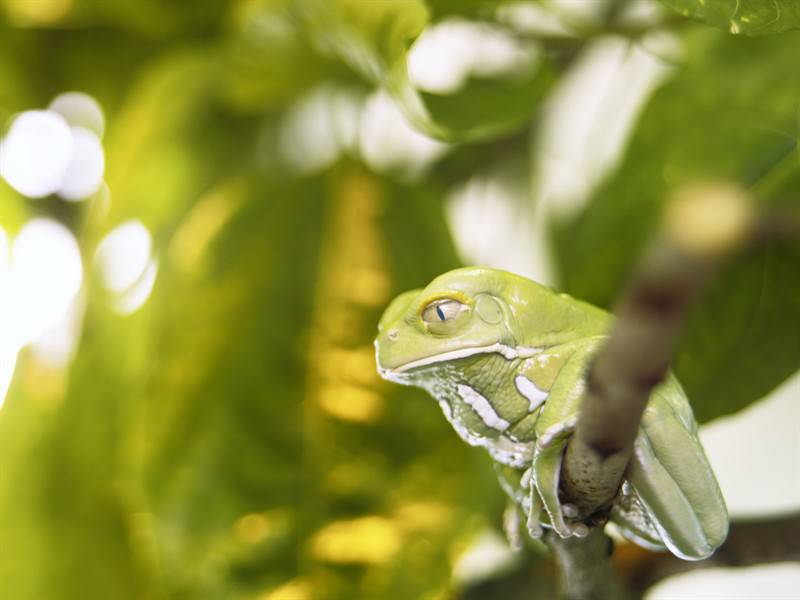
left=562, top=182, right=756, bottom=517
left=543, top=183, right=758, bottom=600
left=545, top=528, right=632, bottom=600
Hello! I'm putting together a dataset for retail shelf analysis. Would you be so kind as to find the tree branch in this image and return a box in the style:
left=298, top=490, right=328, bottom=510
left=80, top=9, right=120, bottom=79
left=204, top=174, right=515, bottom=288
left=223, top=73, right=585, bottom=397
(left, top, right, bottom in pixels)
left=545, top=528, right=632, bottom=600
left=562, top=184, right=753, bottom=516
left=541, top=183, right=759, bottom=600
left=561, top=182, right=756, bottom=517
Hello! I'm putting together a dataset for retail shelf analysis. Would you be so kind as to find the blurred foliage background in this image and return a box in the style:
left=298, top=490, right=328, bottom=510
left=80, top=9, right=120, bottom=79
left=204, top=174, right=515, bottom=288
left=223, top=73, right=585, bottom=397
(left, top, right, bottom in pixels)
left=0, top=1, right=798, bottom=599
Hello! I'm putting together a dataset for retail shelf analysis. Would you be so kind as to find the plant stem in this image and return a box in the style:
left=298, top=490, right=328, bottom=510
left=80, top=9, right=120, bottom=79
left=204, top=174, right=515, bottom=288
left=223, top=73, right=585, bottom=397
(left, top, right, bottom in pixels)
left=545, top=528, right=632, bottom=600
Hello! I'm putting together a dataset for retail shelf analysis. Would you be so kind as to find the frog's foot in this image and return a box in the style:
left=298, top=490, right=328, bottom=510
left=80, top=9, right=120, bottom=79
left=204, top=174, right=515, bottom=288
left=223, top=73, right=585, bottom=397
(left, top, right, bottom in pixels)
left=523, top=467, right=545, bottom=539
left=568, top=522, right=590, bottom=538
left=549, top=517, right=589, bottom=538
left=560, top=504, right=590, bottom=537
left=527, top=515, right=544, bottom=539
left=503, top=503, right=524, bottom=551
left=550, top=515, right=590, bottom=538
left=537, top=416, right=578, bottom=449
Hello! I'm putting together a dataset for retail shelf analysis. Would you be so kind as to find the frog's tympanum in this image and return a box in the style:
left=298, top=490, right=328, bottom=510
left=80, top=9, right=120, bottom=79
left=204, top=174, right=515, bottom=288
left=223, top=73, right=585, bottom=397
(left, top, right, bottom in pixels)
left=375, top=267, right=728, bottom=560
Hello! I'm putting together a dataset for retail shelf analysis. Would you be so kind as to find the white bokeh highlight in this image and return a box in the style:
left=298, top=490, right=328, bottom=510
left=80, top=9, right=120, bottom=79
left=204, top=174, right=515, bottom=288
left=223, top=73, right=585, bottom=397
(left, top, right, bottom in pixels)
left=701, top=370, right=800, bottom=517
left=532, top=36, right=675, bottom=219
left=0, top=93, right=106, bottom=201
left=408, top=19, right=539, bottom=94
left=496, top=1, right=574, bottom=37
left=451, top=529, right=520, bottom=587
left=446, top=170, right=548, bottom=283
left=359, top=90, right=448, bottom=179
left=277, top=85, right=363, bottom=175
left=0, top=219, right=84, bottom=407
left=114, top=259, right=158, bottom=316
left=0, top=110, right=74, bottom=198
left=10, top=219, right=83, bottom=341
left=95, top=220, right=157, bottom=315
left=95, top=220, right=152, bottom=293
left=49, top=91, right=105, bottom=138
left=646, top=563, right=800, bottom=600
left=58, top=127, right=105, bottom=201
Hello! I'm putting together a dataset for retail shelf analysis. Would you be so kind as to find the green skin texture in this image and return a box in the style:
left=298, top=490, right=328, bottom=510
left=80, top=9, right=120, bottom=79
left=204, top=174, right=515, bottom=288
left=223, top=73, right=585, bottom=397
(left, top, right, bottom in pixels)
left=375, top=266, right=728, bottom=560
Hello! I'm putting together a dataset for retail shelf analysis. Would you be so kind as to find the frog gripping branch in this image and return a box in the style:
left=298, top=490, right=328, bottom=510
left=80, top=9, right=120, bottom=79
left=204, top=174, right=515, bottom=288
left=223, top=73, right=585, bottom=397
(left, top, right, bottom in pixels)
left=374, top=265, right=728, bottom=561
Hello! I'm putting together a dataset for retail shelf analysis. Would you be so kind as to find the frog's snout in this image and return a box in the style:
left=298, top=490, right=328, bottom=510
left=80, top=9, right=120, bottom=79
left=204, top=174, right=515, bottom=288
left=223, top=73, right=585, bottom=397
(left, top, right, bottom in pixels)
left=374, top=327, right=400, bottom=370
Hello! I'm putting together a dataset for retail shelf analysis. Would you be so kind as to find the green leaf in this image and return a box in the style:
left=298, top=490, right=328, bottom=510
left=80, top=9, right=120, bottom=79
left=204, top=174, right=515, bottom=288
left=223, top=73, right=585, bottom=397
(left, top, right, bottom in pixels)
left=659, top=0, right=800, bottom=35
left=303, top=0, right=553, bottom=142
left=554, top=29, right=800, bottom=423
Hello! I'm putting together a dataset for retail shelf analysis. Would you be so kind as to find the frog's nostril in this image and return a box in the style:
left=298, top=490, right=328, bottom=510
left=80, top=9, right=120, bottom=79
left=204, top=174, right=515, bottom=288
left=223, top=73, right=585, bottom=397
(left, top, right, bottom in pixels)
left=387, top=328, right=399, bottom=341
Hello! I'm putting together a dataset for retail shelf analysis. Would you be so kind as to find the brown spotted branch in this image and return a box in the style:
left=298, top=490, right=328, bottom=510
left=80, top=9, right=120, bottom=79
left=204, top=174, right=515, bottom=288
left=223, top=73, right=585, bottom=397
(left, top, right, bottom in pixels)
left=546, top=183, right=759, bottom=600
left=561, top=182, right=756, bottom=518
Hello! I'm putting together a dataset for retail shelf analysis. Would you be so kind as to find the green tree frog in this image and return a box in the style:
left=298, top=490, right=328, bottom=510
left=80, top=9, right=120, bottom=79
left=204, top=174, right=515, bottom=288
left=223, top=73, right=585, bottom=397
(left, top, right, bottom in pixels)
left=375, top=267, right=728, bottom=560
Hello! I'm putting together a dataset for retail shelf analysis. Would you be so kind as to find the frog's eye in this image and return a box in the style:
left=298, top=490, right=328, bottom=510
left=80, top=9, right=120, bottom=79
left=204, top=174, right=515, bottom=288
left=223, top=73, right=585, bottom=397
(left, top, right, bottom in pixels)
left=421, top=299, right=469, bottom=333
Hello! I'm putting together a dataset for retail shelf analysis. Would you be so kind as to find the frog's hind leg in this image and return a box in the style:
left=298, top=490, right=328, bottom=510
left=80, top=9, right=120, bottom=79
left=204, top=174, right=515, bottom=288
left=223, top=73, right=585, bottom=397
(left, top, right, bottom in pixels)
left=610, top=480, right=666, bottom=552
left=625, top=395, right=728, bottom=560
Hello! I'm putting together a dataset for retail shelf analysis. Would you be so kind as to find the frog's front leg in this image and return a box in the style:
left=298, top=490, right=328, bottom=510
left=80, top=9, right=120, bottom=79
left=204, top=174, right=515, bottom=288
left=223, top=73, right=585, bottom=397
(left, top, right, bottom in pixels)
left=528, top=343, right=599, bottom=538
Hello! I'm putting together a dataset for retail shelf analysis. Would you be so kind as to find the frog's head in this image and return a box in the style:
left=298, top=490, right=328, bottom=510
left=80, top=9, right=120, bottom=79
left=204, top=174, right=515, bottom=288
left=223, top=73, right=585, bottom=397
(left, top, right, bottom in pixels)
left=375, top=267, right=524, bottom=382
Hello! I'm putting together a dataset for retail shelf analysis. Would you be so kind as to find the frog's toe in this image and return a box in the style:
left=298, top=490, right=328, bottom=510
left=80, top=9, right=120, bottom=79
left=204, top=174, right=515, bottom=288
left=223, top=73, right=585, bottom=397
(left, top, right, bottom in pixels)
left=520, top=466, right=532, bottom=490
left=570, top=523, right=590, bottom=538
left=562, top=503, right=579, bottom=518
left=526, top=517, right=543, bottom=539
left=548, top=517, right=574, bottom=538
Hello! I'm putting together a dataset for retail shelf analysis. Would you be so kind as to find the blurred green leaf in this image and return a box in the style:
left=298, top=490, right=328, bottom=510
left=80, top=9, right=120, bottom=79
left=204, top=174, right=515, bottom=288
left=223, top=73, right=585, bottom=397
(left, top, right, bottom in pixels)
left=555, top=28, right=800, bottom=423
left=104, top=49, right=256, bottom=233
left=0, top=306, right=156, bottom=600
left=303, top=0, right=552, bottom=142
left=304, top=0, right=429, bottom=82
left=416, top=67, right=554, bottom=143
left=137, top=174, right=323, bottom=598
left=219, top=0, right=345, bottom=112
left=659, top=0, right=800, bottom=35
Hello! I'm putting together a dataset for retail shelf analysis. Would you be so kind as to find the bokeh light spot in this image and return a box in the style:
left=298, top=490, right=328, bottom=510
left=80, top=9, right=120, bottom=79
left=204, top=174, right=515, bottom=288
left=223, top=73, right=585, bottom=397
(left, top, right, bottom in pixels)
left=259, top=579, right=311, bottom=600
left=95, top=220, right=157, bottom=315
left=0, top=110, right=73, bottom=198
left=4, top=0, right=72, bottom=26
left=646, top=563, right=800, bottom=599
left=234, top=513, right=271, bottom=544
left=451, top=529, right=520, bottom=587
left=317, top=384, right=383, bottom=423
left=311, top=516, right=401, bottom=564
left=58, top=127, right=105, bottom=201
left=10, top=218, right=83, bottom=344
left=408, top=19, right=539, bottom=94
left=359, top=90, right=448, bottom=178
left=49, top=91, right=105, bottom=138
left=95, top=220, right=152, bottom=294
left=114, top=258, right=157, bottom=316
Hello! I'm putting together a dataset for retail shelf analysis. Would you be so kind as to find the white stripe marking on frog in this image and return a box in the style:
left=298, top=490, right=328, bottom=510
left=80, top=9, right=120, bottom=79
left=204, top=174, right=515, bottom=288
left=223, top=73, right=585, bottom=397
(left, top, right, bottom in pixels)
left=457, top=383, right=510, bottom=431
left=514, top=375, right=548, bottom=412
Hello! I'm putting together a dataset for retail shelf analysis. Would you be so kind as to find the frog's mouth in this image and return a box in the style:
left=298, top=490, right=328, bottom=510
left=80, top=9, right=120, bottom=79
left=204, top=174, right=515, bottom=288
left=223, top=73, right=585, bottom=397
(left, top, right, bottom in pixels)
left=381, top=342, right=542, bottom=375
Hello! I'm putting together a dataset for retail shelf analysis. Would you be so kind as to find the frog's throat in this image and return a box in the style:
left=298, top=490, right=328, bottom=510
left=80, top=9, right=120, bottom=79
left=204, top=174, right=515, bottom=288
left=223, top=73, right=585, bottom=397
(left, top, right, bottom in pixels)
left=391, top=343, right=542, bottom=373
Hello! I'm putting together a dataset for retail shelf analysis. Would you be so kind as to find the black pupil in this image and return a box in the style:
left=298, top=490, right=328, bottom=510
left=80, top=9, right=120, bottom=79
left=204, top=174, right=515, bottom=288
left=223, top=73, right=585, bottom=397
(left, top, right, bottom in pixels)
left=436, top=305, right=446, bottom=321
